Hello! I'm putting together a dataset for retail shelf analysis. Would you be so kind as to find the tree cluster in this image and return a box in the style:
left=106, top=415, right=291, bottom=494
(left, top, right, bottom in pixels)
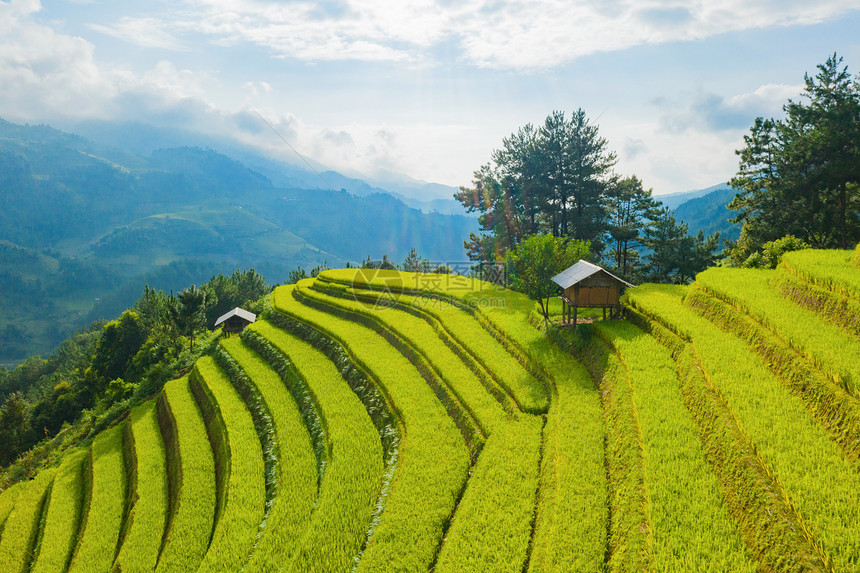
left=0, top=268, right=269, bottom=468
left=456, top=109, right=720, bottom=284
left=288, top=249, right=454, bottom=280
left=729, top=54, right=860, bottom=263
left=288, top=261, right=332, bottom=284
left=360, top=249, right=454, bottom=274
left=506, top=234, right=591, bottom=320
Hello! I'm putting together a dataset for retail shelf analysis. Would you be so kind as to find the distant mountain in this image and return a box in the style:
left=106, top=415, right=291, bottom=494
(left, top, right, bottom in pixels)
left=656, top=182, right=731, bottom=210
left=669, top=183, right=741, bottom=242
left=392, top=194, right=472, bottom=216
left=273, top=169, right=470, bottom=216
left=366, top=170, right=461, bottom=201
left=68, top=120, right=467, bottom=209
left=0, top=118, right=478, bottom=364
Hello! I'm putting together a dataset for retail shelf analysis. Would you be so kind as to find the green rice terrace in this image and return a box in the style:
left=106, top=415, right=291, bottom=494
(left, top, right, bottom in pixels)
left=1, top=245, right=859, bottom=572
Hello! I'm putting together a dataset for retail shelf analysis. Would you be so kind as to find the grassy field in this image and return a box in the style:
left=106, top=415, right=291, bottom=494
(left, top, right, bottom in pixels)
left=595, top=321, right=754, bottom=572
left=242, top=323, right=384, bottom=571
left=1, top=246, right=858, bottom=572
left=628, top=283, right=860, bottom=571
left=0, top=467, right=57, bottom=573
left=274, top=283, right=470, bottom=572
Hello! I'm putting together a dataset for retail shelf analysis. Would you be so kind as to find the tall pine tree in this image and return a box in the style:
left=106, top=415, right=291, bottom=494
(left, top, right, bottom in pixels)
left=456, top=108, right=616, bottom=264
left=605, top=175, right=659, bottom=278
left=730, top=53, right=860, bottom=256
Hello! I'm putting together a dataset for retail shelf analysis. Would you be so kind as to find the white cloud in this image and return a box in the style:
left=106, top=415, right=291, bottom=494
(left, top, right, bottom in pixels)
left=114, top=0, right=860, bottom=69
left=0, top=0, right=114, bottom=120
left=654, top=83, right=804, bottom=134
left=726, top=83, right=805, bottom=114
left=453, top=0, right=860, bottom=69
left=608, top=120, right=742, bottom=195
left=622, top=136, right=648, bottom=160
left=617, top=82, right=807, bottom=193
left=242, top=118, right=489, bottom=187
left=0, top=1, right=217, bottom=124
left=172, top=0, right=453, bottom=63
left=138, top=60, right=212, bottom=101
left=88, top=17, right=189, bottom=51
left=0, top=0, right=851, bottom=196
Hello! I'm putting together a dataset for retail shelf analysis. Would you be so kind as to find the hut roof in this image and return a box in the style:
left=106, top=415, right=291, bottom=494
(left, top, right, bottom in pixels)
left=214, top=307, right=257, bottom=328
left=551, top=260, right=635, bottom=290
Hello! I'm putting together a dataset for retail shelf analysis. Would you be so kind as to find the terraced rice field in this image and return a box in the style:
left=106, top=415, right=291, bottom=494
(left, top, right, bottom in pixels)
left=2, top=246, right=859, bottom=572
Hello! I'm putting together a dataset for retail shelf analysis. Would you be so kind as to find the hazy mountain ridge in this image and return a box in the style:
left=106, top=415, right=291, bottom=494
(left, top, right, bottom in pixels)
left=666, top=182, right=741, bottom=241
left=0, top=118, right=478, bottom=363
left=68, top=120, right=469, bottom=214
left=659, top=182, right=729, bottom=210
left=0, top=117, right=741, bottom=363
left=672, top=185, right=741, bottom=241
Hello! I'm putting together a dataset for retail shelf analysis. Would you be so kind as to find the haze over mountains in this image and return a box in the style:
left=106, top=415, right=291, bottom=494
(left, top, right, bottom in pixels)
left=0, top=118, right=478, bottom=364
left=673, top=184, right=740, bottom=241
left=0, top=118, right=737, bottom=364
left=66, top=120, right=469, bottom=215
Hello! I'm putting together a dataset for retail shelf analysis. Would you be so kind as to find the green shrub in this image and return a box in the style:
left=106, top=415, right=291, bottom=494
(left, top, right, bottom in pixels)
left=743, top=235, right=809, bottom=269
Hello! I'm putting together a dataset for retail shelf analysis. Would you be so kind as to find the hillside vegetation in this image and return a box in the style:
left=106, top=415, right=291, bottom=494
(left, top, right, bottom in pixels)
left=0, top=118, right=478, bottom=364
left=0, top=246, right=858, bottom=571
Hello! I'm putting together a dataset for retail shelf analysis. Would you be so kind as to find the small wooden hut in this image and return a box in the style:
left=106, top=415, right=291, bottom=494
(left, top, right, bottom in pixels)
left=551, top=260, right=634, bottom=325
left=214, top=307, right=257, bottom=335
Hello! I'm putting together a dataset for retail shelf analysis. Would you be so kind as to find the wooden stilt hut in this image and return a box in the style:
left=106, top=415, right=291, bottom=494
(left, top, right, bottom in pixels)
left=214, top=307, right=257, bottom=335
left=551, top=260, right=634, bottom=325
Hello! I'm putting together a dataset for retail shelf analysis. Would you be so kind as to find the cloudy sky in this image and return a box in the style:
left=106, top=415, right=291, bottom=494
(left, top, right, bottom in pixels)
left=2, top=0, right=860, bottom=198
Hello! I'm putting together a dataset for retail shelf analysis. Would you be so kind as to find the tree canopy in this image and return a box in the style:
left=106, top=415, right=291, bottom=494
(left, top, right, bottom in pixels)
left=641, top=208, right=720, bottom=284
left=457, top=109, right=719, bottom=285
left=455, top=109, right=617, bottom=262
left=506, top=234, right=591, bottom=320
left=729, top=53, right=860, bottom=260
left=0, top=267, right=271, bottom=470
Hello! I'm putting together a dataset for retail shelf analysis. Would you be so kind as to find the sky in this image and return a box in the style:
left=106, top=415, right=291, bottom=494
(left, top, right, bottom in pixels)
left=2, top=0, right=860, bottom=199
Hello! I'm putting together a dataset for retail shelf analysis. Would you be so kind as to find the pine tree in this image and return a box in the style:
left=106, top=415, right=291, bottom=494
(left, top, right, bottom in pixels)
left=605, top=175, right=658, bottom=278
left=455, top=109, right=618, bottom=265
left=730, top=53, right=860, bottom=254
left=642, top=208, right=719, bottom=284
left=176, top=285, right=208, bottom=352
